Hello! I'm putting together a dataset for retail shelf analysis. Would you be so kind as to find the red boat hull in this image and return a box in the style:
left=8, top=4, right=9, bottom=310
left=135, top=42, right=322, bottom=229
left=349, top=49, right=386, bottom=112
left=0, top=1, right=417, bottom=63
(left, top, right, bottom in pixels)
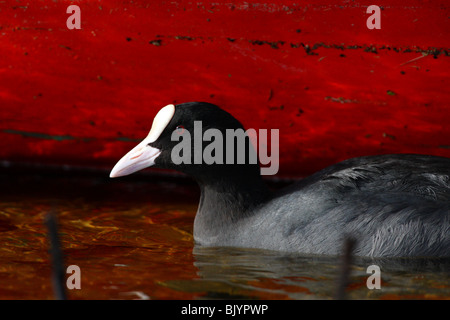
left=1, top=1, right=449, bottom=177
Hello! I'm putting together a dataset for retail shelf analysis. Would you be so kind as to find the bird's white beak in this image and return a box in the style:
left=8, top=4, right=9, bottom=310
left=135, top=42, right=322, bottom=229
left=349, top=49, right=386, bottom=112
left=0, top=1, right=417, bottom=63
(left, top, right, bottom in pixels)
left=109, top=104, right=175, bottom=178
left=109, top=139, right=161, bottom=178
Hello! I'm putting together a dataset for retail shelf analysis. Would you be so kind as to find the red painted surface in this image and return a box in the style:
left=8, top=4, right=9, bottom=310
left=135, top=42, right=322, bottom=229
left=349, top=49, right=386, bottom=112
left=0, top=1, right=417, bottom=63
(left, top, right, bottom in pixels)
left=0, top=1, right=449, bottom=177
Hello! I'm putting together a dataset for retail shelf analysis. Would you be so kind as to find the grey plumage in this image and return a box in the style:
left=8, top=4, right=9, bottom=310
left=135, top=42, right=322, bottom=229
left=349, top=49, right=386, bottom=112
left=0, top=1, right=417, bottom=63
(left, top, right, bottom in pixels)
left=194, top=154, right=450, bottom=257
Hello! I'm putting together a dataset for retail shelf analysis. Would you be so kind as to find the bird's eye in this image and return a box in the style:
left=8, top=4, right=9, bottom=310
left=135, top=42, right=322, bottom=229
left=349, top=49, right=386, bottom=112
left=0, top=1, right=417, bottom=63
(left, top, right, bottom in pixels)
left=175, top=125, right=185, bottom=135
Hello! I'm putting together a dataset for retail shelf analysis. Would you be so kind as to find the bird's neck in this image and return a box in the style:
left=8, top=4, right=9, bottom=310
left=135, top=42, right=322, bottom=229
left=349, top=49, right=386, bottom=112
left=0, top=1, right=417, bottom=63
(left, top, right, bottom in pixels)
left=193, top=172, right=271, bottom=244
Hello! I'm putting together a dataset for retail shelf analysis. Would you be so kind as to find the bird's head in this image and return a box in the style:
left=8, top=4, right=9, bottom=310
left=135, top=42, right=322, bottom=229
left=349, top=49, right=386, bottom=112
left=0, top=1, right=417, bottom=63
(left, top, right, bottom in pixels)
left=110, top=102, right=260, bottom=180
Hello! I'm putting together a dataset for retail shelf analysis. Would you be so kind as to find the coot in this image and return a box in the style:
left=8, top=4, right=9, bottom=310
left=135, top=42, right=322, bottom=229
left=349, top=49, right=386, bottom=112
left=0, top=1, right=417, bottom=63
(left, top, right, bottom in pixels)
left=110, top=102, right=450, bottom=257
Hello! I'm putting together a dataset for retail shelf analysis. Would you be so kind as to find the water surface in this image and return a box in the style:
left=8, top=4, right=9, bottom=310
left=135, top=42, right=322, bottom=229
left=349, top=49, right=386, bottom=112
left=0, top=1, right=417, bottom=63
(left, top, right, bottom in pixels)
left=0, top=168, right=448, bottom=299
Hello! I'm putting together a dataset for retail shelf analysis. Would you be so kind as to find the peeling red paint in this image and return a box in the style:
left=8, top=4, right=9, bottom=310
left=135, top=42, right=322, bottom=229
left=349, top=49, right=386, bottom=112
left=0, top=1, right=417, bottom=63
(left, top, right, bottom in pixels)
left=0, top=0, right=449, bottom=177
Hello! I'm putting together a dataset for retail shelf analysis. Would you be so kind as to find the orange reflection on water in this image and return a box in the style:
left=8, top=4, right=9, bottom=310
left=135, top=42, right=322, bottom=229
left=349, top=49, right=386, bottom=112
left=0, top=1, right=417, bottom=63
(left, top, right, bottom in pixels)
left=0, top=171, right=200, bottom=299
left=0, top=169, right=448, bottom=300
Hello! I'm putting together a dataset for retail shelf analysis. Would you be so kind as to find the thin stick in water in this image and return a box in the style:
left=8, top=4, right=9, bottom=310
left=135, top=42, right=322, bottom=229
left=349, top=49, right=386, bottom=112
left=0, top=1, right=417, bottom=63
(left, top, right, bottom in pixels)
left=334, top=237, right=356, bottom=300
left=45, top=211, right=67, bottom=300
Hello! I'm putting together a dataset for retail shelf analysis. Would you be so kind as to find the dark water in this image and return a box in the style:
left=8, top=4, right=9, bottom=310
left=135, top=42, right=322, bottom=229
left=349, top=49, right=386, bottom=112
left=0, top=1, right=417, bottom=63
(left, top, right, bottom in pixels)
left=0, top=167, right=448, bottom=300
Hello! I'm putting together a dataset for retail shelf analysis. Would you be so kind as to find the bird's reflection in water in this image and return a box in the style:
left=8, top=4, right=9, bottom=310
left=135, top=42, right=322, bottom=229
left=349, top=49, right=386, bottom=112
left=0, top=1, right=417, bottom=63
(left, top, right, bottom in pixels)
left=160, top=246, right=450, bottom=299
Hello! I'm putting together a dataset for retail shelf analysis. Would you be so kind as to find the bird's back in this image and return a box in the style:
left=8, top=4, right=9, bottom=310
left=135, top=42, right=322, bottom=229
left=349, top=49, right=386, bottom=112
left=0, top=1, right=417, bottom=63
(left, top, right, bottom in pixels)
left=233, top=154, right=450, bottom=257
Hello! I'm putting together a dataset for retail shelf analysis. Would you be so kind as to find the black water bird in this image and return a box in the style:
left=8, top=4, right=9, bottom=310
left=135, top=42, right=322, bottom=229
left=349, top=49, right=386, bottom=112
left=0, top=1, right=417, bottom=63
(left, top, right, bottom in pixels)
left=110, top=102, right=450, bottom=257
